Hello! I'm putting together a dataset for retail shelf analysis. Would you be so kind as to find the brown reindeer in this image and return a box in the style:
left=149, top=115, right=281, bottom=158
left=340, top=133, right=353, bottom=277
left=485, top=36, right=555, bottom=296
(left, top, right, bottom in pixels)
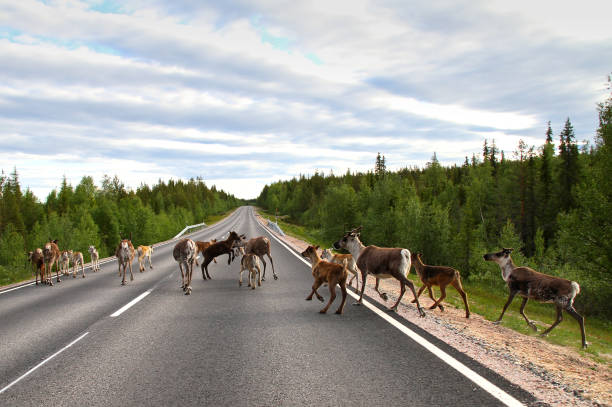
left=137, top=245, right=154, bottom=272
left=28, top=249, right=45, bottom=285
left=194, top=239, right=217, bottom=266
left=484, top=248, right=587, bottom=348
left=410, top=252, right=470, bottom=318
left=301, top=245, right=349, bottom=314
left=173, top=238, right=197, bottom=295
left=245, top=236, right=277, bottom=281
left=115, top=236, right=135, bottom=286
left=333, top=227, right=425, bottom=316
left=200, top=231, right=243, bottom=280
left=71, top=251, right=85, bottom=278
left=43, top=239, right=61, bottom=285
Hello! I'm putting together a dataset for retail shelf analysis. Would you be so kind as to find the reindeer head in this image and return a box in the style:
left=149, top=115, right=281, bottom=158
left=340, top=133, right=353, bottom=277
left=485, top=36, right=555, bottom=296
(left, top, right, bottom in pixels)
left=332, top=226, right=362, bottom=250
left=483, top=248, right=513, bottom=264
left=321, top=248, right=333, bottom=261
left=300, top=245, right=320, bottom=262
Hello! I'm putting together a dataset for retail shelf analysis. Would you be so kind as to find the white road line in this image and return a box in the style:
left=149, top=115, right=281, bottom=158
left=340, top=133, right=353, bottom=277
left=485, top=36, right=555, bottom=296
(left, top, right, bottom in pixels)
left=110, top=290, right=152, bottom=317
left=0, top=332, right=90, bottom=395
left=254, top=212, right=525, bottom=407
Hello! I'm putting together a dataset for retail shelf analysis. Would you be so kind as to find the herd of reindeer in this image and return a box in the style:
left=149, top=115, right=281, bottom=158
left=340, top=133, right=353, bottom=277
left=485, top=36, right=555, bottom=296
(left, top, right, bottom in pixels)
left=25, top=225, right=587, bottom=349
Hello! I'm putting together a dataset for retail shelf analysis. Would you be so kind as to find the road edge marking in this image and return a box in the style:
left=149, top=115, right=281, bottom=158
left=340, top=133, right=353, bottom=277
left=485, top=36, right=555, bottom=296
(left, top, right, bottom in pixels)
left=0, top=332, right=90, bottom=395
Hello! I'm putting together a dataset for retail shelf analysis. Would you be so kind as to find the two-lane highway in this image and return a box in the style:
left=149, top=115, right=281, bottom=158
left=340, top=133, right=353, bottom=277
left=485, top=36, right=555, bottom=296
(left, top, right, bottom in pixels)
left=0, top=206, right=535, bottom=406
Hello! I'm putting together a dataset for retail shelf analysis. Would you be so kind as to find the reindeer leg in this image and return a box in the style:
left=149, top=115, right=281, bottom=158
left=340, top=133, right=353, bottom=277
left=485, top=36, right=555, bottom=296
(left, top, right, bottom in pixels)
left=411, top=284, right=426, bottom=303
left=353, top=271, right=368, bottom=306
left=564, top=306, right=587, bottom=349
left=450, top=278, right=470, bottom=318
left=538, top=304, right=563, bottom=337
left=494, top=290, right=517, bottom=324
left=374, top=278, right=388, bottom=301
left=433, top=285, right=446, bottom=311
left=121, top=265, right=126, bottom=286
left=306, top=280, right=324, bottom=302
left=392, top=274, right=425, bottom=317
left=518, top=297, right=537, bottom=331
left=260, top=256, right=267, bottom=281
left=320, top=280, right=337, bottom=313
left=267, top=253, right=277, bottom=280
left=185, top=261, right=193, bottom=295
left=179, top=263, right=186, bottom=289
left=129, top=262, right=134, bottom=281
left=256, top=264, right=262, bottom=286
left=336, top=278, right=348, bottom=314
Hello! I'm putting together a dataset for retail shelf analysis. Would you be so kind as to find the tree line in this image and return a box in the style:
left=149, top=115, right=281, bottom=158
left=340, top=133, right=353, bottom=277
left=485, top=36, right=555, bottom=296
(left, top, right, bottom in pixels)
left=0, top=174, right=241, bottom=286
left=257, top=83, right=612, bottom=318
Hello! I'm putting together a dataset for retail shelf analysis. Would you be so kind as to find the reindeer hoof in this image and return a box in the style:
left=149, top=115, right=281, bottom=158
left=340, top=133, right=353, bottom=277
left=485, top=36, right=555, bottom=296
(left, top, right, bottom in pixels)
left=381, top=293, right=388, bottom=301
left=386, top=307, right=397, bottom=313
left=121, top=282, right=126, bottom=286
left=335, top=310, right=343, bottom=315
left=529, top=323, right=538, bottom=332
left=273, top=275, right=278, bottom=280
left=428, top=305, right=437, bottom=310
left=185, top=287, right=192, bottom=295
left=305, top=297, right=312, bottom=301
left=317, top=297, right=324, bottom=303
left=418, top=308, right=426, bottom=318
left=319, top=309, right=327, bottom=314
left=439, top=304, right=445, bottom=311
left=251, top=286, right=255, bottom=290
left=492, top=320, right=502, bottom=325
left=352, top=302, right=362, bottom=306
left=82, top=275, right=85, bottom=278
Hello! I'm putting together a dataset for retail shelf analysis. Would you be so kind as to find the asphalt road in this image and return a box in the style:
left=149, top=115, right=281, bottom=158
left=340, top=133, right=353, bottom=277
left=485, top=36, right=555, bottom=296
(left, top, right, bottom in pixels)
left=0, top=206, right=535, bottom=406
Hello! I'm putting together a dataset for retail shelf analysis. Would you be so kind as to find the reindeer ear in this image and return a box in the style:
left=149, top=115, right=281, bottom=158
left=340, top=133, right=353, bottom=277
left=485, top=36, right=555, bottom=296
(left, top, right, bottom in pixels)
left=314, top=245, right=320, bottom=250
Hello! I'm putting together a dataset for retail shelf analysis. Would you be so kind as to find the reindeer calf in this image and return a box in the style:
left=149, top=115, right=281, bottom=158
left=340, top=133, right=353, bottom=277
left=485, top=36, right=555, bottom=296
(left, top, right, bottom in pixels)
left=321, top=248, right=359, bottom=289
left=410, top=253, right=470, bottom=318
left=88, top=246, right=100, bottom=272
left=137, top=245, right=154, bottom=272
left=71, top=251, right=85, bottom=278
left=301, top=245, right=348, bottom=314
left=59, top=250, right=71, bottom=276
left=239, top=253, right=262, bottom=289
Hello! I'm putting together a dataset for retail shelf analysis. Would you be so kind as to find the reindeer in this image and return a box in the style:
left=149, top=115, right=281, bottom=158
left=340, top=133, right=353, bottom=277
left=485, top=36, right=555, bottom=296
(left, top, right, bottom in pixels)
left=42, top=239, right=61, bottom=285
left=333, top=227, right=425, bottom=316
left=410, top=252, right=470, bottom=318
left=321, top=248, right=359, bottom=289
left=484, top=248, right=587, bottom=348
left=88, top=245, right=100, bottom=272
left=301, top=245, right=349, bottom=314
left=173, top=238, right=197, bottom=295
left=239, top=253, right=262, bottom=289
left=137, top=245, right=154, bottom=272
left=244, top=236, right=277, bottom=281
left=28, top=249, right=45, bottom=285
left=71, top=251, right=85, bottom=278
left=59, top=250, right=72, bottom=276
left=200, top=231, right=243, bottom=280
left=115, top=236, right=135, bottom=286
left=194, top=239, right=217, bottom=266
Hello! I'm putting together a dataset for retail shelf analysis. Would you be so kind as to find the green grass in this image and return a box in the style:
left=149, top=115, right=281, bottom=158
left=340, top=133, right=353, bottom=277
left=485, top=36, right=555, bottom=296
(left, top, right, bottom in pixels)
left=204, top=208, right=239, bottom=226
left=256, top=208, right=612, bottom=367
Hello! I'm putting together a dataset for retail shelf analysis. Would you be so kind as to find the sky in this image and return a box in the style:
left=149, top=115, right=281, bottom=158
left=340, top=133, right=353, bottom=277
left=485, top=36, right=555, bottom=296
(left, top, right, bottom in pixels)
left=0, top=0, right=611, bottom=200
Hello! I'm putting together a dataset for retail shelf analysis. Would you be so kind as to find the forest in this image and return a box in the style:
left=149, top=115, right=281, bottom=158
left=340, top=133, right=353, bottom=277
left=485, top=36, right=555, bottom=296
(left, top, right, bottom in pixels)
left=0, top=174, right=241, bottom=286
left=257, top=86, right=612, bottom=319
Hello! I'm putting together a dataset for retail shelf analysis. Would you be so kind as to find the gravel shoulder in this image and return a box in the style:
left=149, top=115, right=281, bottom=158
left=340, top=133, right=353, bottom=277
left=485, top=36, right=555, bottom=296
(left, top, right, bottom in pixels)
left=255, top=214, right=612, bottom=407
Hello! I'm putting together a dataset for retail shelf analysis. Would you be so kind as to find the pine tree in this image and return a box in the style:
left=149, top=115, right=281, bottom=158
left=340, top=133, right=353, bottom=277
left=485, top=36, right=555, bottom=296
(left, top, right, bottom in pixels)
left=539, top=121, right=555, bottom=246
left=558, top=118, right=580, bottom=211
left=375, top=152, right=387, bottom=179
